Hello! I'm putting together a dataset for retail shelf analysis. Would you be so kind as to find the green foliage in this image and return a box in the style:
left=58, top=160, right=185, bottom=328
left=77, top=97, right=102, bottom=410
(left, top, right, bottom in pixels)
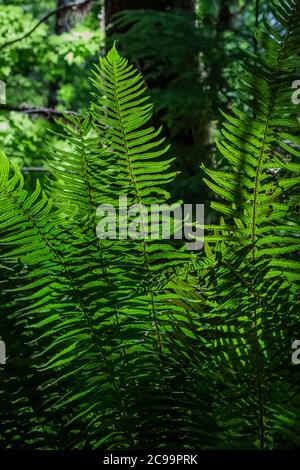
left=107, top=2, right=257, bottom=205
left=199, top=0, right=300, bottom=448
left=0, top=5, right=48, bottom=79
left=0, top=1, right=103, bottom=175
left=109, top=9, right=203, bottom=137
left=204, top=0, right=300, bottom=282
left=0, top=0, right=299, bottom=450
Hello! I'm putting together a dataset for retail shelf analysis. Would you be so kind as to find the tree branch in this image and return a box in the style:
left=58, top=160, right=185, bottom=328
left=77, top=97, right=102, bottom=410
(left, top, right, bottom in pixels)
left=0, top=0, right=99, bottom=52
left=22, top=167, right=49, bottom=173
left=0, top=104, right=77, bottom=118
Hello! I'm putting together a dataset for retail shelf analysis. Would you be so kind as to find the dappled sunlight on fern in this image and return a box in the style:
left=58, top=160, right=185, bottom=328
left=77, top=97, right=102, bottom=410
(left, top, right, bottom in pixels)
left=0, top=0, right=299, bottom=450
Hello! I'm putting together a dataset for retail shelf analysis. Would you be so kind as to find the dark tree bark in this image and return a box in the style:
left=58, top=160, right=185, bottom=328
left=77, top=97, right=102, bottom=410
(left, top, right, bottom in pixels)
left=104, top=0, right=196, bottom=102
left=48, top=0, right=91, bottom=108
left=48, top=0, right=72, bottom=108
left=216, top=0, right=233, bottom=32
left=104, top=0, right=198, bottom=204
left=105, top=0, right=195, bottom=25
left=55, top=0, right=73, bottom=33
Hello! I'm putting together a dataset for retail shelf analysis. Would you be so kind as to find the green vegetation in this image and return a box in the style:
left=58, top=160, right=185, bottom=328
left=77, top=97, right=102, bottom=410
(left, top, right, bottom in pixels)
left=0, top=0, right=299, bottom=450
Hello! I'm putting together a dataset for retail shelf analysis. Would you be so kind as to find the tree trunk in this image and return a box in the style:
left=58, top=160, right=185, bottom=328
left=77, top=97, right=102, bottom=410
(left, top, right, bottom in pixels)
left=105, top=0, right=195, bottom=25
left=48, top=0, right=91, bottom=108
left=48, top=0, right=72, bottom=108
left=104, top=0, right=198, bottom=204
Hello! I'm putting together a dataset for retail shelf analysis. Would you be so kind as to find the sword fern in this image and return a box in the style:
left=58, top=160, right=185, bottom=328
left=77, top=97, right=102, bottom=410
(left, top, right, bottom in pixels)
left=0, top=0, right=299, bottom=450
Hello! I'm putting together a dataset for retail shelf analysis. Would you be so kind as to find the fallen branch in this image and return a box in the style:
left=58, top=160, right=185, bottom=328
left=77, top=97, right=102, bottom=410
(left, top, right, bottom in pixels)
left=22, top=167, right=49, bottom=173
left=0, top=104, right=77, bottom=118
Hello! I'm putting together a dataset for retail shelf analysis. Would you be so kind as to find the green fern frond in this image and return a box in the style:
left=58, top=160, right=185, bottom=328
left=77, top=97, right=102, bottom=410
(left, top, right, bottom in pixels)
left=203, top=0, right=300, bottom=284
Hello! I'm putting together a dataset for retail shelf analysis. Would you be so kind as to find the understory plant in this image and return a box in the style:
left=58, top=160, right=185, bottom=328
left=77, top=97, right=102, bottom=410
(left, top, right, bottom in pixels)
left=0, top=0, right=299, bottom=450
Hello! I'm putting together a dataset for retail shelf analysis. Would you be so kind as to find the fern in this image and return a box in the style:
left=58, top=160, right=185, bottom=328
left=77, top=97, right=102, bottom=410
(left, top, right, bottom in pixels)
left=203, top=0, right=300, bottom=280
left=0, top=0, right=299, bottom=450
left=195, top=0, right=300, bottom=449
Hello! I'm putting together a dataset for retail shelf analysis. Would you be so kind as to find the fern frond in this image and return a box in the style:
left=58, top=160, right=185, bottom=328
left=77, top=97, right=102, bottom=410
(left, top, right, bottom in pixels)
left=203, top=0, right=300, bottom=283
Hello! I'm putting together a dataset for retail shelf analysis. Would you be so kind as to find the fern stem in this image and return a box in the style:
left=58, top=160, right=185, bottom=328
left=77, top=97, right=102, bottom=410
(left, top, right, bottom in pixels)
left=249, top=9, right=294, bottom=448
left=111, top=58, right=163, bottom=353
